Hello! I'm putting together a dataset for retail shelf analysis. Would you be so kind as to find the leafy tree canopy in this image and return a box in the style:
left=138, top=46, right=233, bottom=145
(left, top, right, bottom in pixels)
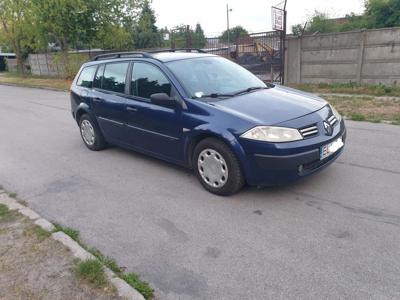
left=292, top=0, right=400, bottom=35
left=220, top=26, right=249, bottom=43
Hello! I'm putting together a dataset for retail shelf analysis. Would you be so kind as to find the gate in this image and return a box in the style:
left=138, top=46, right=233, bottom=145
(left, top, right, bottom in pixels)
left=203, top=31, right=284, bottom=84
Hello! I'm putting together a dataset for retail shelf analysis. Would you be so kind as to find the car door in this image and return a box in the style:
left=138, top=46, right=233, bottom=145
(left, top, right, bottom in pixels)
left=91, top=61, right=129, bottom=142
left=123, top=61, right=184, bottom=163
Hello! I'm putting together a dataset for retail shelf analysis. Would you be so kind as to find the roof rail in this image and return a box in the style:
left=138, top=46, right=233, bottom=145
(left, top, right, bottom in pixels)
left=149, top=48, right=207, bottom=54
left=92, top=51, right=153, bottom=61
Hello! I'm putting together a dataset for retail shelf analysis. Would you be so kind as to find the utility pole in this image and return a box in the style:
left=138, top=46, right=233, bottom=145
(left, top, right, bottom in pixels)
left=282, top=0, right=287, bottom=85
left=226, top=4, right=233, bottom=54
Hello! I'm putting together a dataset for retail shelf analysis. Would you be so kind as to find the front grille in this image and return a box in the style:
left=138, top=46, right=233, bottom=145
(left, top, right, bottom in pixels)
left=328, top=114, right=337, bottom=126
left=299, top=125, right=319, bottom=138
left=301, top=146, right=342, bottom=174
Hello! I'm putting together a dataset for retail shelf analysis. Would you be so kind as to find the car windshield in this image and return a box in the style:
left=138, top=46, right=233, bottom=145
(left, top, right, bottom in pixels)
left=166, top=56, right=267, bottom=99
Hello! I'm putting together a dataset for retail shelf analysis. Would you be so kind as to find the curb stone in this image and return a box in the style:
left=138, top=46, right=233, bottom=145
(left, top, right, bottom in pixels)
left=0, top=192, right=145, bottom=300
left=52, top=231, right=96, bottom=261
left=0, top=193, right=25, bottom=210
left=19, top=207, right=41, bottom=220
left=34, top=218, right=55, bottom=232
left=104, top=268, right=145, bottom=300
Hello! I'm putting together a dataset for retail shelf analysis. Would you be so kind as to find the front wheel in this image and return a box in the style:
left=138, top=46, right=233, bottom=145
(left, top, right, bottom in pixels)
left=193, top=138, right=245, bottom=196
left=79, top=114, right=106, bottom=151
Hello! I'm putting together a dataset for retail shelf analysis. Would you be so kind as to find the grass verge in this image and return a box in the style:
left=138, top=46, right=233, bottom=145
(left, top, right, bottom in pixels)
left=288, top=82, right=400, bottom=97
left=121, top=273, right=154, bottom=300
left=52, top=223, right=154, bottom=299
left=0, top=204, right=9, bottom=217
left=325, top=95, right=400, bottom=124
left=0, top=72, right=71, bottom=91
left=53, top=223, right=80, bottom=242
left=75, top=259, right=108, bottom=288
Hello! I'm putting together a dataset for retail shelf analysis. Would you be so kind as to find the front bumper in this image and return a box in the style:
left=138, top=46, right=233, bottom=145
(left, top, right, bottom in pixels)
left=239, top=118, right=346, bottom=186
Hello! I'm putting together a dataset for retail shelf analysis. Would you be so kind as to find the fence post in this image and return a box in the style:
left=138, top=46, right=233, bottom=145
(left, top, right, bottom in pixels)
left=297, top=37, right=302, bottom=84
left=356, top=30, right=366, bottom=84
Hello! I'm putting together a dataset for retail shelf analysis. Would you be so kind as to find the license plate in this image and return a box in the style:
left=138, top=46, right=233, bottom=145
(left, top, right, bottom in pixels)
left=320, top=137, right=344, bottom=160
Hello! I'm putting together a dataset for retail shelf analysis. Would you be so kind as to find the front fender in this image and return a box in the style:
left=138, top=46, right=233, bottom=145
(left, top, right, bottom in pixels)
left=184, top=124, right=251, bottom=180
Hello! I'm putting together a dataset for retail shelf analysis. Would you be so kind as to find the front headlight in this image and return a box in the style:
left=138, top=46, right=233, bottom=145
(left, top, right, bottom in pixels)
left=330, top=104, right=342, bottom=122
left=240, top=126, right=303, bottom=142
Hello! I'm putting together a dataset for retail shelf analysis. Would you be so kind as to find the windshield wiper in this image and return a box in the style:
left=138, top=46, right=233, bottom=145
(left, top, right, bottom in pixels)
left=233, top=86, right=269, bottom=96
left=192, top=93, right=234, bottom=99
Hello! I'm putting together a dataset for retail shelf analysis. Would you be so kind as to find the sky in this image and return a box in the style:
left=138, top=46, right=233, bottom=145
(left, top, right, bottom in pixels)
left=153, top=0, right=365, bottom=36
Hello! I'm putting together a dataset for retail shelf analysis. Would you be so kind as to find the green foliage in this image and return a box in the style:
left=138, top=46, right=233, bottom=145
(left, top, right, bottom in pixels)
left=52, top=53, right=88, bottom=79
left=220, top=26, right=249, bottom=43
left=121, top=273, right=154, bottom=300
left=0, top=0, right=36, bottom=73
left=292, top=0, right=400, bottom=35
left=87, top=247, right=122, bottom=274
left=351, top=113, right=367, bottom=121
left=8, top=192, right=17, bottom=199
left=134, top=0, right=161, bottom=49
left=0, top=204, right=9, bottom=217
left=365, top=0, right=400, bottom=28
left=193, top=23, right=207, bottom=48
left=75, top=259, right=107, bottom=288
left=290, top=82, right=400, bottom=97
left=53, top=222, right=80, bottom=242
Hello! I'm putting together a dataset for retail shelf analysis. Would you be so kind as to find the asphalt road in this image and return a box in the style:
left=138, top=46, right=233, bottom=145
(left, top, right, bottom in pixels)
left=1, top=84, right=400, bottom=300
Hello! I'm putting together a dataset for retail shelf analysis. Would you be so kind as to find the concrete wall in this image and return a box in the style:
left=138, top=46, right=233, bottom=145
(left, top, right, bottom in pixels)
left=28, top=53, right=91, bottom=77
left=285, top=27, right=400, bottom=86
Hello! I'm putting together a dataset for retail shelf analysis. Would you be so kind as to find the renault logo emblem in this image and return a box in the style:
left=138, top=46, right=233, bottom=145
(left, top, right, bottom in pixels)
left=323, top=121, right=333, bottom=136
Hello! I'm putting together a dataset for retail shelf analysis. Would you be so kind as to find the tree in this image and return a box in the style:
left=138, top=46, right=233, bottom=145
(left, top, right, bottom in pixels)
left=220, top=26, right=248, bottom=43
left=291, top=1, right=400, bottom=35
left=134, top=0, right=161, bottom=49
left=0, top=0, right=36, bottom=74
left=365, top=0, right=400, bottom=28
left=193, top=23, right=206, bottom=48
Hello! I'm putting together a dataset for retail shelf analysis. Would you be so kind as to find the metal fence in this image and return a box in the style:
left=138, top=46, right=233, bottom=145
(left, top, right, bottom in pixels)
left=203, top=31, right=283, bottom=83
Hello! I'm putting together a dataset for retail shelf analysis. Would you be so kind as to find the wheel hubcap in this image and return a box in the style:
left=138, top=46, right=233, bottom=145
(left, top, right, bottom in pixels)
left=80, top=120, right=95, bottom=146
left=197, top=149, right=228, bottom=188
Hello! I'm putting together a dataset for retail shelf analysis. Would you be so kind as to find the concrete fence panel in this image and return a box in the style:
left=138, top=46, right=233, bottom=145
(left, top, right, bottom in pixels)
left=285, top=27, right=400, bottom=86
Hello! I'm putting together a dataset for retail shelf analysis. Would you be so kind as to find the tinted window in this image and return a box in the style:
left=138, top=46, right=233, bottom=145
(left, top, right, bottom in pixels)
left=131, top=63, right=172, bottom=99
left=93, top=64, right=105, bottom=88
left=102, top=62, right=129, bottom=93
left=77, top=66, right=97, bottom=88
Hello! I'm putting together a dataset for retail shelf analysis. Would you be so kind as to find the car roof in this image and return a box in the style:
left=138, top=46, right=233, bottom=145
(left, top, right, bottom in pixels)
left=84, top=51, right=217, bottom=67
left=151, top=52, right=216, bottom=62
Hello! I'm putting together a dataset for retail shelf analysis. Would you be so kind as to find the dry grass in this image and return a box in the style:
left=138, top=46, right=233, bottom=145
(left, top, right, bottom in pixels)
left=0, top=72, right=71, bottom=91
left=325, top=95, right=400, bottom=124
left=289, top=83, right=400, bottom=97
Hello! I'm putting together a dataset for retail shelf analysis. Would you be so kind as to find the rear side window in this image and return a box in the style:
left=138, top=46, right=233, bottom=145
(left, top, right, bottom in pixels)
left=102, top=62, right=129, bottom=93
left=77, top=65, right=97, bottom=88
left=131, top=62, right=172, bottom=99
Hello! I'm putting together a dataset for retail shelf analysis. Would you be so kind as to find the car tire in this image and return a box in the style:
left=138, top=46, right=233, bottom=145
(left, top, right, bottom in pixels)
left=193, top=138, right=245, bottom=196
left=79, top=114, right=106, bottom=151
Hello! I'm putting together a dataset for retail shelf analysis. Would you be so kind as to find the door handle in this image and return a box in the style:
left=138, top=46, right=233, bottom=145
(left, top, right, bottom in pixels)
left=126, top=106, right=138, bottom=112
left=93, top=97, right=104, bottom=103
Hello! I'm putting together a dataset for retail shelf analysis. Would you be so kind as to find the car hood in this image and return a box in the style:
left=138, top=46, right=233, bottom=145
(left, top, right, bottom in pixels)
left=211, top=85, right=327, bottom=125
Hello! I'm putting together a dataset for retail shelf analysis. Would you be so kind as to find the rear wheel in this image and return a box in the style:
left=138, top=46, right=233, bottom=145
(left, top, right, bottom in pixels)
left=193, top=138, right=245, bottom=195
left=79, top=114, right=106, bottom=151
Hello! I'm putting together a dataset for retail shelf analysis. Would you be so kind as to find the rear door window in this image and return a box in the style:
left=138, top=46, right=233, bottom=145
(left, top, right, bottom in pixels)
left=77, top=65, right=97, bottom=88
left=102, top=62, right=129, bottom=93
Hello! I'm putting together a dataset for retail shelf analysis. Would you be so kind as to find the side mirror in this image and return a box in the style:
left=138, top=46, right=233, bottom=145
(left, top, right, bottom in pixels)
left=150, top=93, right=176, bottom=108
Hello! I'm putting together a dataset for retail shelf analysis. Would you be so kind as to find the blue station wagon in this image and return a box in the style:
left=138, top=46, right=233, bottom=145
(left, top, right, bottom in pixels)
left=70, top=49, right=346, bottom=195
